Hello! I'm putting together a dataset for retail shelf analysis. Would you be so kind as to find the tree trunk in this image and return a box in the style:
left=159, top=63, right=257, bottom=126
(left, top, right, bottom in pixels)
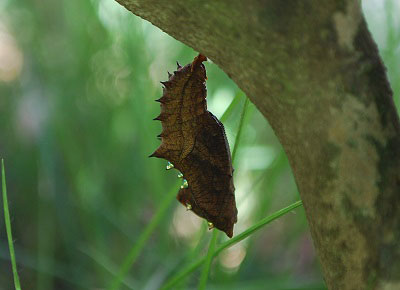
left=114, top=0, right=400, bottom=289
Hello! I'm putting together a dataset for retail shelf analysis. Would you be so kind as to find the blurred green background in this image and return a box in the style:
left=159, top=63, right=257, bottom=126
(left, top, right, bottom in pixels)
left=0, top=1, right=399, bottom=289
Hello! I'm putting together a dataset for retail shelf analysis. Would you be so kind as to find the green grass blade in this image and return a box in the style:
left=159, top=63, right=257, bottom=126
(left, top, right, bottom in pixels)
left=166, top=222, right=208, bottom=289
left=231, top=97, right=250, bottom=163
left=161, top=200, right=303, bottom=289
left=198, top=229, right=218, bottom=290
left=213, top=200, right=303, bottom=257
left=108, top=180, right=180, bottom=290
left=2, top=159, right=22, bottom=290
left=219, top=91, right=243, bottom=123
left=79, top=246, right=136, bottom=289
left=160, top=258, right=205, bottom=290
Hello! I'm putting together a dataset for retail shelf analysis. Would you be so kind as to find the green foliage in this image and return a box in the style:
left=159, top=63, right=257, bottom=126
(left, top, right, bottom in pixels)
left=162, top=200, right=303, bottom=290
left=0, top=1, right=398, bottom=289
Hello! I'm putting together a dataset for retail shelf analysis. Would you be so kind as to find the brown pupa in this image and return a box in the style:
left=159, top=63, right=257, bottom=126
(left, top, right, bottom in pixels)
left=150, top=54, right=237, bottom=238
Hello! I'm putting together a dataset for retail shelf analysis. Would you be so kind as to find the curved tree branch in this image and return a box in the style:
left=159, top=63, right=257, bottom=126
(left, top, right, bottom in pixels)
left=115, top=0, right=400, bottom=289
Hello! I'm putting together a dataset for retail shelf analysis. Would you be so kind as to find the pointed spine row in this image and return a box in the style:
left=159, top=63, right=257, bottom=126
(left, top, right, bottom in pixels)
left=152, top=62, right=186, bottom=121
left=150, top=64, right=183, bottom=159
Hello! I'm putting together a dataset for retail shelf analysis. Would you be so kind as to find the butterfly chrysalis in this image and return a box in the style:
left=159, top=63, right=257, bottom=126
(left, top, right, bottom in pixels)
left=150, top=54, right=237, bottom=238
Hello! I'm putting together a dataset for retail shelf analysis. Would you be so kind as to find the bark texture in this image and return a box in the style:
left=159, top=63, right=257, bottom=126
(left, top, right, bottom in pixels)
left=114, top=0, right=400, bottom=289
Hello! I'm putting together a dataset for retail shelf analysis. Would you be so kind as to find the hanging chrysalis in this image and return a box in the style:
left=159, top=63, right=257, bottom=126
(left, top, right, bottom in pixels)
left=150, top=54, right=237, bottom=238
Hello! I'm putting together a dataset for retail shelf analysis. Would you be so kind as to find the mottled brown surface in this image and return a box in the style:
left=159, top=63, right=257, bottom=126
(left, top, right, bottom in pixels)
left=150, top=55, right=237, bottom=238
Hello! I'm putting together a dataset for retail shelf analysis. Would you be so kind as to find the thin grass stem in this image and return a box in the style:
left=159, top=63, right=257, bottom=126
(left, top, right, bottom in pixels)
left=2, top=159, right=22, bottom=290
left=198, top=229, right=218, bottom=290
left=213, top=200, right=303, bottom=257
left=232, top=97, right=250, bottom=163
left=160, top=258, right=205, bottom=290
left=219, top=91, right=243, bottom=123
left=108, top=180, right=180, bottom=290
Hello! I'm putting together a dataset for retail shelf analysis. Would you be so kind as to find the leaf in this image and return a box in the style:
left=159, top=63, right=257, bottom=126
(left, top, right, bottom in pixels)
left=150, top=54, right=237, bottom=238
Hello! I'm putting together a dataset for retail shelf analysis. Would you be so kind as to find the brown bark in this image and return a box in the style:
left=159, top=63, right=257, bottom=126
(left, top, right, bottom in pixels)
left=114, top=0, right=400, bottom=289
